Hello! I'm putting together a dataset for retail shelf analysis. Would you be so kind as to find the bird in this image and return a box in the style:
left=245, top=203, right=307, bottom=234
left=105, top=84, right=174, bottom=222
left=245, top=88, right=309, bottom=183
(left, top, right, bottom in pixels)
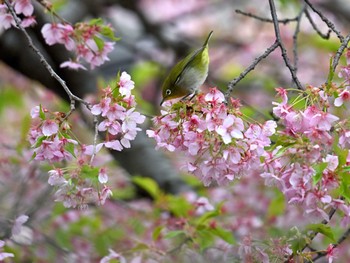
left=160, top=31, right=213, bottom=106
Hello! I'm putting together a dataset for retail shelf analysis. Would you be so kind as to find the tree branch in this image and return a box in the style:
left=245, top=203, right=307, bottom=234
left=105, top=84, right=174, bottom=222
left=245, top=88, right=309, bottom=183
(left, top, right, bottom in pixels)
left=304, top=0, right=343, bottom=41
left=304, top=7, right=331, bottom=40
left=292, top=4, right=306, bottom=72
left=235, top=9, right=299, bottom=24
left=4, top=0, right=90, bottom=111
left=268, top=0, right=303, bottom=90
left=225, top=41, right=279, bottom=99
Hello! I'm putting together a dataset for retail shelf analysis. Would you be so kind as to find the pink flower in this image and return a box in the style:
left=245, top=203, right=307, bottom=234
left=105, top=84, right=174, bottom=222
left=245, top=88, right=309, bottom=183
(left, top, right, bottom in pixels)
left=30, top=105, right=40, bottom=118
left=11, top=214, right=29, bottom=236
left=216, top=114, right=244, bottom=144
left=326, top=244, right=338, bottom=263
left=339, top=66, right=350, bottom=83
left=100, top=249, right=125, bottom=263
left=323, top=154, right=338, bottom=171
left=121, top=108, right=145, bottom=133
left=82, top=143, right=104, bottom=155
left=60, top=60, right=87, bottom=70
left=204, top=88, right=225, bottom=103
left=82, top=39, right=115, bottom=69
left=41, top=23, right=64, bottom=45
left=334, top=88, right=350, bottom=107
left=48, top=169, right=67, bottom=186
left=118, top=71, right=135, bottom=97
left=105, top=140, right=123, bottom=151
left=21, top=16, right=36, bottom=28
left=99, top=186, right=113, bottom=205
left=310, top=111, right=339, bottom=131
left=42, top=119, right=59, bottom=136
left=0, top=12, right=15, bottom=30
left=14, top=0, right=33, bottom=16
left=339, top=130, right=350, bottom=148
left=194, top=197, right=214, bottom=214
left=91, top=97, right=111, bottom=116
left=0, top=240, right=14, bottom=261
left=106, top=104, right=125, bottom=121
left=98, top=167, right=108, bottom=183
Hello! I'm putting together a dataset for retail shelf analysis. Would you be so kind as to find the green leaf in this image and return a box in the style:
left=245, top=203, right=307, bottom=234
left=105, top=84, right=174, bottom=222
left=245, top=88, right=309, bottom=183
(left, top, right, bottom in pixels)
left=129, top=242, right=149, bottom=252
left=100, top=25, right=120, bottom=41
left=93, top=36, right=104, bottom=51
left=195, top=229, right=215, bottom=251
left=196, top=205, right=222, bottom=226
left=65, top=142, right=76, bottom=158
left=152, top=226, right=163, bottom=241
left=89, top=18, right=103, bottom=26
left=132, top=176, right=161, bottom=199
left=312, top=162, right=327, bottom=185
left=32, top=135, right=46, bottom=148
left=340, top=174, right=350, bottom=201
left=167, top=195, right=192, bottom=217
left=290, top=235, right=307, bottom=254
left=80, top=165, right=99, bottom=181
left=326, top=56, right=335, bottom=89
left=306, top=224, right=336, bottom=242
left=39, top=104, right=46, bottom=120
left=267, top=189, right=286, bottom=217
left=210, top=226, right=235, bottom=244
left=164, top=230, right=185, bottom=239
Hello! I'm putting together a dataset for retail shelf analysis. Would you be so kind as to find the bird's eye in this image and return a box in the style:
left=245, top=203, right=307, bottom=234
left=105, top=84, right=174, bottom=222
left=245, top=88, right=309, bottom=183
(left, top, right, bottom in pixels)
left=166, top=89, right=171, bottom=95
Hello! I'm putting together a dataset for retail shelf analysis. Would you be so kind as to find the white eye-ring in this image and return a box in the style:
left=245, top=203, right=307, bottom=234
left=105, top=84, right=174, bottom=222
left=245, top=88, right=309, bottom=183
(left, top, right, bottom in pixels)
left=166, top=89, right=171, bottom=95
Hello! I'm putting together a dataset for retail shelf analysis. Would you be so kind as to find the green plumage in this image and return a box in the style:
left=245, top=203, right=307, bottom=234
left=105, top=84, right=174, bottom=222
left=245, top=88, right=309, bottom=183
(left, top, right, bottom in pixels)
left=160, top=31, right=213, bottom=105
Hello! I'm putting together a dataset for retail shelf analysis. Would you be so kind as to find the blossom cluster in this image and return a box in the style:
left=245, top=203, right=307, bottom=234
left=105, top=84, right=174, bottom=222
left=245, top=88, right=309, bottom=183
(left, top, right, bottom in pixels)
left=28, top=72, right=145, bottom=208
left=0, top=0, right=117, bottom=70
left=0, top=0, right=36, bottom=29
left=147, top=88, right=277, bottom=186
left=41, top=20, right=117, bottom=70
left=262, top=85, right=350, bottom=224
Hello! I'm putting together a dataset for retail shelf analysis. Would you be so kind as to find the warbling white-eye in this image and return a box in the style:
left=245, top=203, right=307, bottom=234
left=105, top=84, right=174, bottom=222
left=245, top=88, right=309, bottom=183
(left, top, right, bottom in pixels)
left=160, top=31, right=213, bottom=105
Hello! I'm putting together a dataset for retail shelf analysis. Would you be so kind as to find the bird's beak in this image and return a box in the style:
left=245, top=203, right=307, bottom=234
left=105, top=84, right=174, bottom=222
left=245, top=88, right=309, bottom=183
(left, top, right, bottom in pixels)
left=160, top=97, right=165, bottom=106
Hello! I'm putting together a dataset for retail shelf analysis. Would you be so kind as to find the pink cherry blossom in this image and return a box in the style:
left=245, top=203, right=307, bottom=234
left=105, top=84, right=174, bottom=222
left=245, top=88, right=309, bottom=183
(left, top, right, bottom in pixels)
left=30, top=105, right=40, bottom=118
left=324, top=154, right=338, bottom=171
left=100, top=249, right=125, bottom=263
left=11, top=214, right=29, bottom=236
left=204, top=87, right=225, bottom=103
left=21, top=16, right=36, bottom=27
left=42, top=119, right=59, bottom=136
left=0, top=12, right=15, bottom=30
left=216, top=114, right=244, bottom=144
left=60, top=60, right=87, bottom=70
left=48, top=169, right=67, bottom=186
left=98, top=168, right=108, bottom=183
left=105, top=140, right=123, bottom=151
left=91, top=97, right=111, bottom=116
left=334, top=88, right=350, bottom=107
left=14, top=0, right=33, bottom=16
left=118, top=71, right=135, bottom=97
left=0, top=240, right=14, bottom=261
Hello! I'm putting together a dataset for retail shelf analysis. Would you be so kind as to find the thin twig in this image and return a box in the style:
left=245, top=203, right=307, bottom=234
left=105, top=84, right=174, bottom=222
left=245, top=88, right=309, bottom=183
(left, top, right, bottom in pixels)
left=331, top=33, right=350, bottom=73
left=4, top=0, right=90, bottom=112
left=225, top=41, right=279, bottom=98
left=286, top=205, right=338, bottom=262
left=90, top=115, right=99, bottom=165
left=292, top=4, right=306, bottom=72
left=304, top=8, right=331, bottom=40
left=269, top=0, right=303, bottom=90
left=304, top=0, right=343, bottom=42
left=311, top=227, right=350, bottom=262
left=235, top=9, right=299, bottom=24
